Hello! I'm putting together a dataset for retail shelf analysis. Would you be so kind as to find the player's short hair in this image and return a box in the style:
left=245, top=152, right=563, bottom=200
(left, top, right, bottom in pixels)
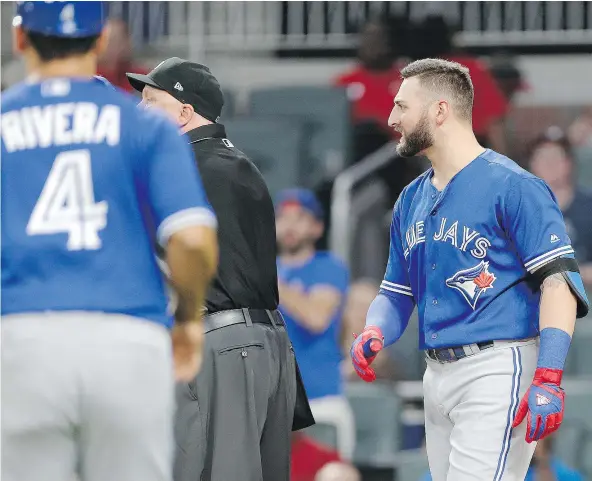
left=26, top=31, right=99, bottom=62
left=400, top=58, right=474, bottom=122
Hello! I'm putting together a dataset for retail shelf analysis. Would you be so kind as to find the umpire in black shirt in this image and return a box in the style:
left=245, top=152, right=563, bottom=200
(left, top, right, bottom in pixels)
left=127, top=58, right=313, bottom=481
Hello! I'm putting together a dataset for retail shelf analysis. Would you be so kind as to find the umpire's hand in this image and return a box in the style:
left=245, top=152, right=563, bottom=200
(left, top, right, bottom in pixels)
left=171, top=321, right=204, bottom=382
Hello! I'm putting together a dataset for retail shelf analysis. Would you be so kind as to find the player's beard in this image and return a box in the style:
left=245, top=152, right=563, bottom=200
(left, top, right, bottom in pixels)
left=396, top=110, right=434, bottom=158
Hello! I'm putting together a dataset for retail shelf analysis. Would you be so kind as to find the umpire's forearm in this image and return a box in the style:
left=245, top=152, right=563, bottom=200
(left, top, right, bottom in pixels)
left=538, top=273, right=577, bottom=336
left=166, top=226, right=218, bottom=322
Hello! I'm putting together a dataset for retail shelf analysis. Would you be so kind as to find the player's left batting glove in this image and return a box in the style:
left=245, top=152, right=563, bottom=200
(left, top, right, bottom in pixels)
left=350, top=326, right=384, bottom=383
left=512, top=368, right=565, bottom=443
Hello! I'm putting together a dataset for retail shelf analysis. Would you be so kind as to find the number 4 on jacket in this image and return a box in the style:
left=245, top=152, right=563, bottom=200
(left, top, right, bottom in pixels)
left=26, top=149, right=108, bottom=251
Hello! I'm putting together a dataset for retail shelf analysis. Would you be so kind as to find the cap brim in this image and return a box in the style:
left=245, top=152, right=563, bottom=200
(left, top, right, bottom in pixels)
left=125, top=73, right=164, bottom=93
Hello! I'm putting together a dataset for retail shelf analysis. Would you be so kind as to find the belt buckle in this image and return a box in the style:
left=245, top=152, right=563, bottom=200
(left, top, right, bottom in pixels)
left=435, top=347, right=458, bottom=363
left=433, top=348, right=450, bottom=363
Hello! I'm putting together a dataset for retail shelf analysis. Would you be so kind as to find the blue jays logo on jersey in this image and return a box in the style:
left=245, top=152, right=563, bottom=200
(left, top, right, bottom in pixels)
left=446, top=261, right=496, bottom=309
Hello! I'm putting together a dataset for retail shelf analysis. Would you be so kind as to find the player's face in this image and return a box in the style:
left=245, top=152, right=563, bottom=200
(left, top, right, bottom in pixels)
left=276, top=206, right=323, bottom=254
left=140, top=86, right=184, bottom=125
left=529, top=142, right=573, bottom=188
left=388, top=78, right=435, bottom=158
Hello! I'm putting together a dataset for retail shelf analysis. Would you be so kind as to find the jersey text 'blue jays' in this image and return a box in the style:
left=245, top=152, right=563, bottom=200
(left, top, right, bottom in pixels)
left=1, top=78, right=216, bottom=327
left=381, top=149, right=575, bottom=349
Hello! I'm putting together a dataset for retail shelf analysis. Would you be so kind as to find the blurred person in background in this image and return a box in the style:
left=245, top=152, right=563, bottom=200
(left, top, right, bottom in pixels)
left=567, top=108, right=592, bottom=187
left=291, top=432, right=341, bottom=481
left=276, top=188, right=355, bottom=460
left=334, top=16, right=409, bottom=161
left=411, top=15, right=510, bottom=154
left=527, top=127, right=592, bottom=293
left=525, top=434, right=584, bottom=481
left=342, top=279, right=401, bottom=382
left=488, top=53, right=530, bottom=159
left=488, top=53, right=529, bottom=104
left=314, top=461, right=362, bottom=481
left=568, top=108, right=592, bottom=151
left=98, top=18, right=148, bottom=92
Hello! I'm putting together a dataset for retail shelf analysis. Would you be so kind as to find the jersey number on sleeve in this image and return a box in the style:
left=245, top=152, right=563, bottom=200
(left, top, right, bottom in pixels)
left=26, top=149, right=108, bottom=251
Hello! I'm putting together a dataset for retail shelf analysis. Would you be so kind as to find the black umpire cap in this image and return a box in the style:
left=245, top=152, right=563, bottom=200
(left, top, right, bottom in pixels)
left=126, top=57, right=224, bottom=123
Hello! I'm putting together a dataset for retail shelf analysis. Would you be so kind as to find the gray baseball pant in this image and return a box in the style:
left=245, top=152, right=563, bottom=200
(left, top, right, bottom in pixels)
left=1, top=312, right=175, bottom=481
left=424, top=338, right=538, bottom=481
left=174, top=316, right=297, bottom=481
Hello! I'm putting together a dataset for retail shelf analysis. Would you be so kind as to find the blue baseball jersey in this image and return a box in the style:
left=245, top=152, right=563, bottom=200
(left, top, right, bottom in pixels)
left=381, top=149, right=575, bottom=349
left=1, top=78, right=216, bottom=327
left=278, top=252, right=349, bottom=400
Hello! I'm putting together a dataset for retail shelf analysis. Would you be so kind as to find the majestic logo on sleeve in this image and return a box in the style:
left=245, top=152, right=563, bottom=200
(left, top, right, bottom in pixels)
left=445, top=261, right=496, bottom=309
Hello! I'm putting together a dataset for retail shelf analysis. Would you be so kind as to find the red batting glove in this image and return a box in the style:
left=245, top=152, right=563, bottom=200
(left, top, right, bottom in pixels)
left=512, top=368, right=565, bottom=443
left=350, top=326, right=384, bottom=382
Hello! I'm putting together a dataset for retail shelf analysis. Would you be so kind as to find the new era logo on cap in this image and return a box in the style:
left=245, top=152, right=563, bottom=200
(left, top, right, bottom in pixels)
left=536, top=393, right=551, bottom=406
left=174, top=82, right=183, bottom=91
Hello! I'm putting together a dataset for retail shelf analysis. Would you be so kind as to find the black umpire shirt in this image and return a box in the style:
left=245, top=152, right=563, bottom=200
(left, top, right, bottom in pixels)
left=186, top=124, right=279, bottom=313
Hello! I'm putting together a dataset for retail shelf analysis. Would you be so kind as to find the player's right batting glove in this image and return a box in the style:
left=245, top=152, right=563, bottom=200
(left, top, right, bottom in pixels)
left=512, top=368, right=565, bottom=443
left=350, top=326, right=384, bottom=383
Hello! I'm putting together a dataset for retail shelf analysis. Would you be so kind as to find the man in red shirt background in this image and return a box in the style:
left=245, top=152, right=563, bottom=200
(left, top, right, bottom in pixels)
left=412, top=15, right=510, bottom=153
left=335, top=15, right=510, bottom=155
left=98, top=18, right=150, bottom=93
left=334, top=18, right=406, bottom=139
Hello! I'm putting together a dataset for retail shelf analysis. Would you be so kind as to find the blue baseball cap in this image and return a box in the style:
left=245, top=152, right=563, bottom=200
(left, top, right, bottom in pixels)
left=13, top=1, right=104, bottom=38
left=275, top=188, right=324, bottom=220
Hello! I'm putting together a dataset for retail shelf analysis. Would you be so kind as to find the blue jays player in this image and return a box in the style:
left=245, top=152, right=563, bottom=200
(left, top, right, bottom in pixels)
left=350, top=59, right=589, bottom=481
left=1, top=2, right=218, bottom=481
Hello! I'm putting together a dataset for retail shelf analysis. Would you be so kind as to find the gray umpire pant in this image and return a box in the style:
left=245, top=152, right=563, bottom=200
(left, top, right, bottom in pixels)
left=173, top=309, right=297, bottom=481
left=1, top=312, right=175, bottom=481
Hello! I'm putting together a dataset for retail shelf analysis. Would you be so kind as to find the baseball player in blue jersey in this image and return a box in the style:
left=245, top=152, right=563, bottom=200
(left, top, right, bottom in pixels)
left=350, top=58, right=589, bottom=481
left=1, top=3, right=218, bottom=481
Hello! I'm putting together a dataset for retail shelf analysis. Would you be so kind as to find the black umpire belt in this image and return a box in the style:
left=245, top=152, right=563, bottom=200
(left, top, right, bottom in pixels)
left=426, top=341, right=494, bottom=363
left=203, top=308, right=284, bottom=334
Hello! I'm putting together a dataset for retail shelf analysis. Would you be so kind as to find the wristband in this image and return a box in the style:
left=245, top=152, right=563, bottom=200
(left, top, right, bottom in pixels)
left=537, top=327, right=571, bottom=371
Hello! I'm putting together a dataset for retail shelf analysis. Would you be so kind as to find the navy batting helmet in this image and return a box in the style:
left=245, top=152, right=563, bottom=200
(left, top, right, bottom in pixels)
left=13, top=1, right=104, bottom=38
